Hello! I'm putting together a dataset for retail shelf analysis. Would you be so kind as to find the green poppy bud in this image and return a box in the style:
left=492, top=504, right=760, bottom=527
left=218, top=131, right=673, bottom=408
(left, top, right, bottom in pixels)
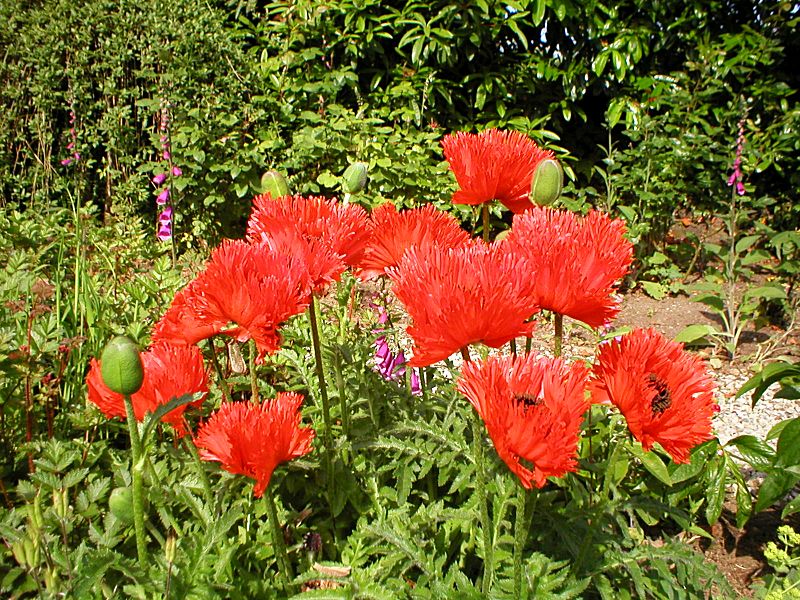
left=260, top=170, right=290, bottom=198
left=108, top=487, right=135, bottom=525
left=342, top=162, right=368, bottom=194
left=530, top=158, right=563, bottom=206
left=100, top=336, right=144, bottom=396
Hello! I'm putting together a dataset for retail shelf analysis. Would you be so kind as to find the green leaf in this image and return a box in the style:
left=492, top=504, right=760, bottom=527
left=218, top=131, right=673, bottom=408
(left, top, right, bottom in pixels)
left=735, top=235, right=761, bottom=254
left=782, top=494, right=800, bottom=519
left=692, top=293, right=725, bottom=312
left=743, top=285, right=787, bottom=301
left=629, top=444, right=672, bottom=486
left=775, top=418, right=800, bottom=468
left=705, top=453, right=727, bottom=524
left=532, top=0, right=546, bottom=24
left=755, top=470, right=800, bottom=512
left=735, top=361, right=800, bottom=406
left=640, top=281, right=667, bottom=300
left=592, top=52, right=609, bottom=77
left=140, top=393, right=202, bottom=446
left=674, top=324, right=716, bottom=344
left=725, top=435, right=775, bottom=471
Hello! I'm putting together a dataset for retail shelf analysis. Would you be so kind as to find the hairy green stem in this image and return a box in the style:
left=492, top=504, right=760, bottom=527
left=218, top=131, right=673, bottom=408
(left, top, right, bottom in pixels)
left=123, top=395, right=147, bottom=565
left=334, top=350, right=349, bottom=439
left=248, top=339, right=259, bottom=403
left=183, top=438, right=214, bottom=510
left=513, top=486, right=537, bottom=597
left=308, top=296, right=336, bottom=509
left=205, top=339, right=232, bottom=404
left=265, top=486, right=293, bottom=591
left=461, top=347, right=494, bottom=592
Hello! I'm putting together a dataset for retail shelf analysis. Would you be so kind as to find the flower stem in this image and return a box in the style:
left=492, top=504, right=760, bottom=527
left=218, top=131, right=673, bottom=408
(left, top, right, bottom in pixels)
left=123, top=395, right=147, bottom=565
left=482, top=204, right=491, bottom=242
left=334, top=349, right=350, bottom=440
left=513, top=485, right=536, bottom=597
left=554, top=313, right=563, bottom=357
left=461, top=347, right=494, bottom=592
left=264, top=486, right=293, bottom=591
left=472, top=410, right=494, bottom=593
left=183, top=438, right=214, bottom=510
left=206, top=339, right=232, bottom=404
left=308, top=295, right=336, bottom=501
left=248, top=339, right=259, bottom=403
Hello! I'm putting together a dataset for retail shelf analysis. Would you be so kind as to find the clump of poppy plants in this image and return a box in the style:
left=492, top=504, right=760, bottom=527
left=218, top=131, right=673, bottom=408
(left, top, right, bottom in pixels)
left=85, top=128, right=718, bottom=594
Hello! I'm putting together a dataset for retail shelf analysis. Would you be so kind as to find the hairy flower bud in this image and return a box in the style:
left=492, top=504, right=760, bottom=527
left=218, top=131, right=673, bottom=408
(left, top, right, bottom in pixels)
left=530, top=158, right=563, bottom=206
left=342, top=162, right=368, bottom=194
left=100, top=336, right=144, bottom=395
left=260, top=170, right=290, bottom=199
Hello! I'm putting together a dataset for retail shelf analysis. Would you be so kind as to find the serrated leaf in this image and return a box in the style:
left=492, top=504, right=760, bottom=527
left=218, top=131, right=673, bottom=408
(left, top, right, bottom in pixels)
left=640, top=281, right=667, bottom=300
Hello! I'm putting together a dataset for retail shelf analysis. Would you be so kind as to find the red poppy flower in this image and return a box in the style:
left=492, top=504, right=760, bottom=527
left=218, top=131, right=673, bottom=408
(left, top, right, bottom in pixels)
left=193, top=392, right=315, bottom=497
left=457, top=353, right=589, bottom=489
left=260, top=227, right=346, bottom=294
left=442, top=128, right=554, bottom=213
left=388, top=241, right=538, bottom=367
left=589, top=328, right=717, bottom=463
left=86, top=343, right=208, bottom=436
left=247, top=193, right=370, bottom=269
left=357, top=202, right=471, bottom=280
left=152, top=240, right=311, bottom=359
left=151, top=284, right=220, bottom=346
left=501, top=207, right=633, bottom=328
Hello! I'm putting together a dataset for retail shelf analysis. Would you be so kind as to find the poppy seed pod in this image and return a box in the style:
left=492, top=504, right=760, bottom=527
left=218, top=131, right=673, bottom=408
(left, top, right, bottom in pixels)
left=530, top=158, right=563, bottom=206
left=100, top=336, right=144, bottom=396
left=342, top=162, right=368, bottom=194
left=260, top=170, right=290, bottom=199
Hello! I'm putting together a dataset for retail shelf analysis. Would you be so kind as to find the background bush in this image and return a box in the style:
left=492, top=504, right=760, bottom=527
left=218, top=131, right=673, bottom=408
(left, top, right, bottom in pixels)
left=1, top=0, right=796, bottom=244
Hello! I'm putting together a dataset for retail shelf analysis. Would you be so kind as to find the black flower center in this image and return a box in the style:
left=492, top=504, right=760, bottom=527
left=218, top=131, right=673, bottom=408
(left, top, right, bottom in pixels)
left=513, top=393, right=543, bottom=409
left=647, top=373, right=672, bottom=415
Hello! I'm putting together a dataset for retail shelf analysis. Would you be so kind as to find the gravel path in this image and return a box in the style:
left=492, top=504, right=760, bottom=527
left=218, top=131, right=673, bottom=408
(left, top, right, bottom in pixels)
left=713, top=366, right=800, bottom=446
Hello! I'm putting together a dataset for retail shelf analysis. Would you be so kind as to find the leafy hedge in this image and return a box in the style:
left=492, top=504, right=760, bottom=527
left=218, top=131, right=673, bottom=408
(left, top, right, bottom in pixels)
left=0, top=0, right=797, bottom=246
